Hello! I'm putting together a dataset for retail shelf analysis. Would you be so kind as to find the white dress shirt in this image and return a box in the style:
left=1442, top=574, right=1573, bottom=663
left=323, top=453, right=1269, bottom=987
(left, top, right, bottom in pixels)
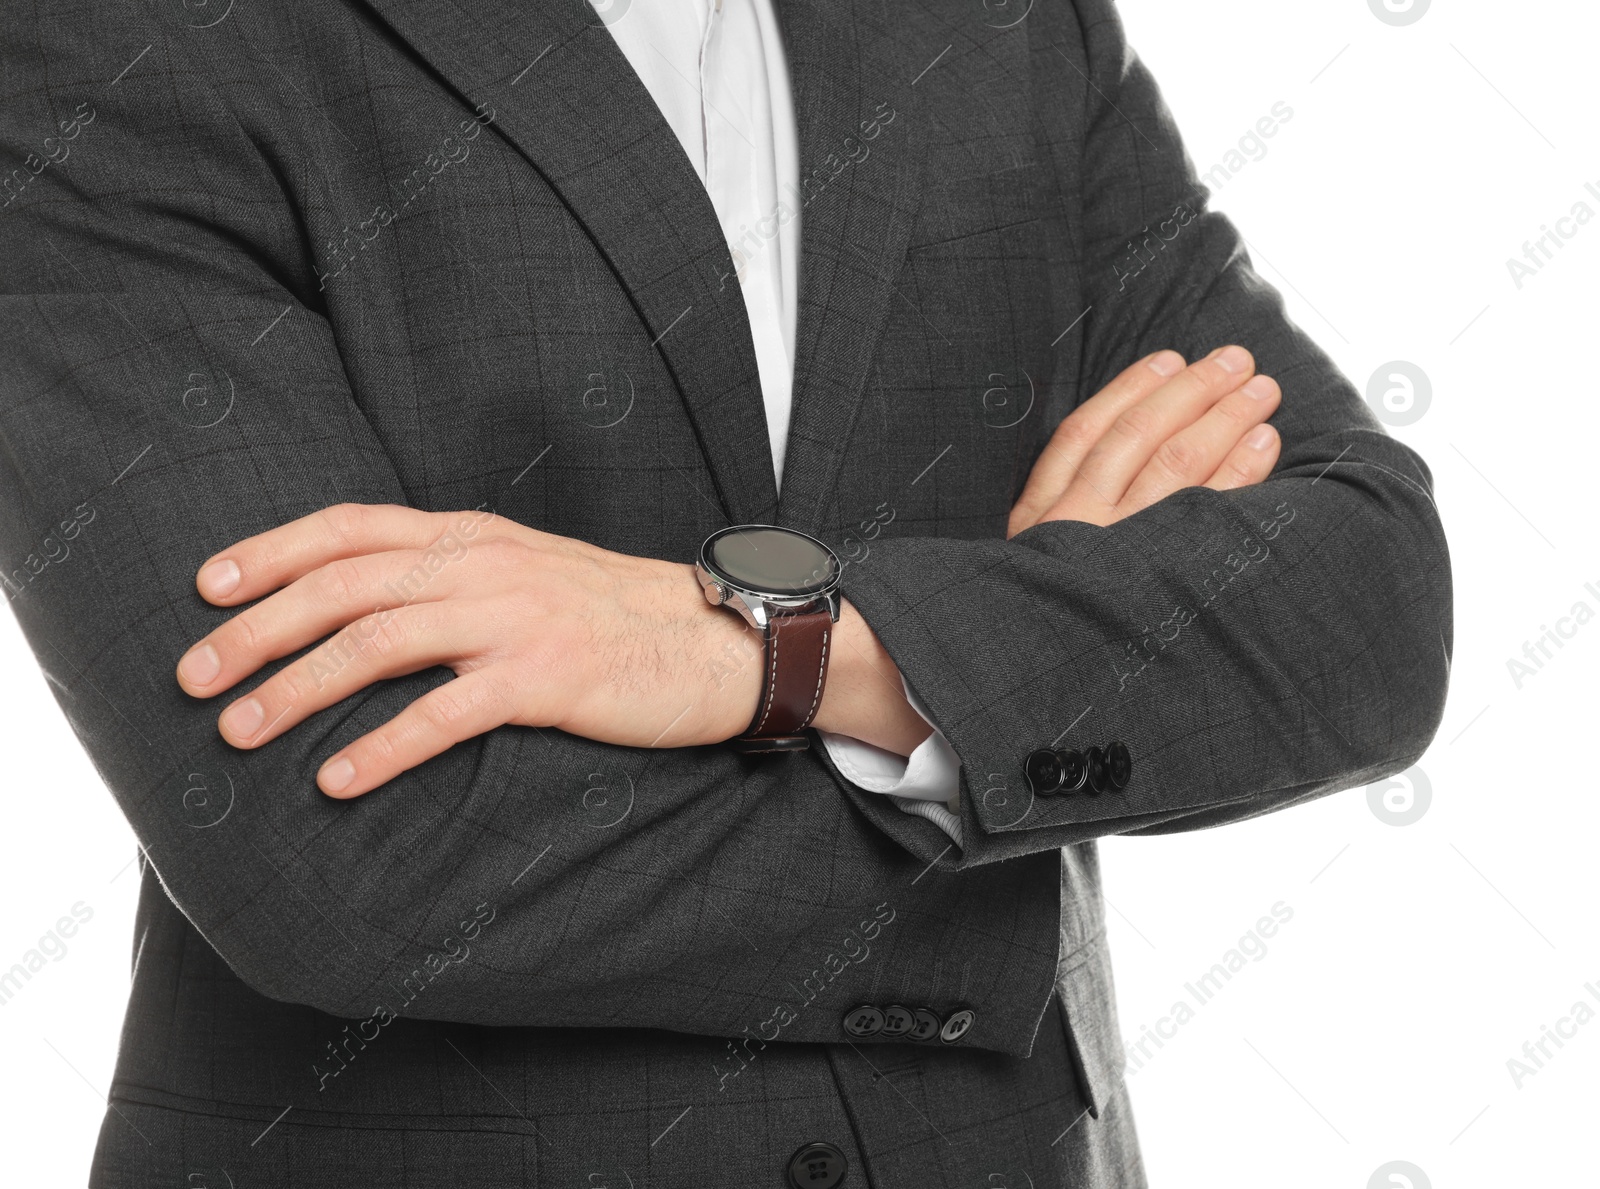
left=591, top=0, right=964, bottom=843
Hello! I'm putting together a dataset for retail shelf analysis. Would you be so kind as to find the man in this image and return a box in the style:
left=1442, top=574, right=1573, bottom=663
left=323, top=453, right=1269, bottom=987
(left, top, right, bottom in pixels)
left=0, top=0, right=1451, bottom=1184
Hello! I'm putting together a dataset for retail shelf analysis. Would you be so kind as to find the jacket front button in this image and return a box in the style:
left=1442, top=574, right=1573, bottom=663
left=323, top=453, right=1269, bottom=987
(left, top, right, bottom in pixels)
left=787, top=1141, right=848, bottom=1188
left=879, top=1004, right=914, bottom=1038
left=939, top=1007, right=976, bottom=1044
left=842, top=1005, right=885, bottom=1038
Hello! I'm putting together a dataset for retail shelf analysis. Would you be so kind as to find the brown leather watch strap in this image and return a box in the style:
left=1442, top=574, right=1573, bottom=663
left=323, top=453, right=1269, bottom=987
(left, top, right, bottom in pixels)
left=732, top=608, right=832, bottom=753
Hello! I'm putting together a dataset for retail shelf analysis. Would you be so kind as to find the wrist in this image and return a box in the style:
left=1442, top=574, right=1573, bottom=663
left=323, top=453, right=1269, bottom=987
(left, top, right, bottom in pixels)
left=811, top=599, right=934, bottom=758
left=677, top=561, right=767, bottom=741
left=680, top=547, right=932, bottom=756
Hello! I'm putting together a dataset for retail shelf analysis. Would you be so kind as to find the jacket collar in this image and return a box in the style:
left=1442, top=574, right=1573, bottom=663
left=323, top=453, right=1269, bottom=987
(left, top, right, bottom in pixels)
left=351, top=0, right=925, bottom=535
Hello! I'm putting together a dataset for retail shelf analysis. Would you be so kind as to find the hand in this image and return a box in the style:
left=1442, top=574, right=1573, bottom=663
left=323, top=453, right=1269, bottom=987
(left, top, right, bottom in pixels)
left=175, top=505, right=776, bottom=798
left=185, top=346, right=1269, bottom=793
left=1008, top=345, right=1280, bottom=537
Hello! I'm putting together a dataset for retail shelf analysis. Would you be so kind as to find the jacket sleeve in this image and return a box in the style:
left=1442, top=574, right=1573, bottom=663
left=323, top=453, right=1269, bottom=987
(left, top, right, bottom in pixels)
left=0, top=11, right=1074, bottom=1057
left=828, top=0, right=1454, bottom=866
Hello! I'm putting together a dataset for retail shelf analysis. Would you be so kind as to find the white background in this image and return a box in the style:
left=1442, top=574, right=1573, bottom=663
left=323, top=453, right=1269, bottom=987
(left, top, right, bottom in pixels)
left=1, top=0, right=1595, bottom=1185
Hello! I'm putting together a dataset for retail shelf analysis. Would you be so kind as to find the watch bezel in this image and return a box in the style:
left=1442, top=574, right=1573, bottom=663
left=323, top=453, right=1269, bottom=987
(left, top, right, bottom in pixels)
left=696, top=524, right=842, bottom=608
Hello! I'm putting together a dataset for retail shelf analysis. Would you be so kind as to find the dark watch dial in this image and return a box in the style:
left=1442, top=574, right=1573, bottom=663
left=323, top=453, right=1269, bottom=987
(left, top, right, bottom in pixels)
left=701, top=525, right=840, bottom=598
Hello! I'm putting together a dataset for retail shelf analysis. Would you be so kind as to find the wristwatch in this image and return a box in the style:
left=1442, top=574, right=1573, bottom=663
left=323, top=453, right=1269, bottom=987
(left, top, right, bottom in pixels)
left=695, top=524, right=843, bottom=753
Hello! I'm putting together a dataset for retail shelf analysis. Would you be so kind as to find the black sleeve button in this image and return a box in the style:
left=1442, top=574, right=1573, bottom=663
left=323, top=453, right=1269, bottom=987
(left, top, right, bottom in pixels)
left=1084, top=745, right=1109, bottom=794
left=1024, top=748, right=1064, bottom=796
left=939, top=1007, right=976, bottom=1044
left=1106, top=740, right=1132, bottom=790
left=787, top=1141, right=848, bottom=1188
left=1055, top=747, right=1088, bottom=793
left=908, top=1007, right=942, bottom=1042
left=879, top=1004, right=915, bottom=1037
left=842, top=1005, right=885, bottom=1038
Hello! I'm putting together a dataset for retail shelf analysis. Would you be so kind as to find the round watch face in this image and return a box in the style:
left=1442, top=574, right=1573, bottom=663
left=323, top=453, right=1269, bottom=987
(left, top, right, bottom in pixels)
left=701, top=525, right=840, bottom=599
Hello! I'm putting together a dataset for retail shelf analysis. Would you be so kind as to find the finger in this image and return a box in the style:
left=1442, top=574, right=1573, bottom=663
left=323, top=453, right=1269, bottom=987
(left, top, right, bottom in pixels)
left=195, top=503, right=487, bottom=605
left=1203, top=423, right=1281, bottom=491
left=1073, top=345, right=1258, bottom=509
left=1009, top=350, right=1186, bottom=537
left=1119, top=374, right=1281, bottom=511
left=178, top=546, right=478, bottom=698
left=213, top=602, right=477, bottom=751
left=316, top=669, right=513, bottom=798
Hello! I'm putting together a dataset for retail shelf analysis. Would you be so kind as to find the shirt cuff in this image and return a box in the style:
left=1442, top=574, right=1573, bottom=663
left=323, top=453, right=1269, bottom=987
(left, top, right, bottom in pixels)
left=817, top=673, right=963, bottom=845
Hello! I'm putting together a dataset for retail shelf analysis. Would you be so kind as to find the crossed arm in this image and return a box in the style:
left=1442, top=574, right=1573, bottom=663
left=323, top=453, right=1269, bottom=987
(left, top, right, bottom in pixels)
left=0, top=0, right=1449, bottom=1046
left=176, top=346, right=1286, bottom=798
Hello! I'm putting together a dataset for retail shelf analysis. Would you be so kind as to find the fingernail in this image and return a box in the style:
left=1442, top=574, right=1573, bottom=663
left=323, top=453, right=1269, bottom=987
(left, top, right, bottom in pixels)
left=221, top=697, right=264, bottom=739
left=320, top=757, right=355, bottom=793
left=1146, top=350, right=1184, bottom=377
left=178, top=643, right=221, bottom=687
left=1246, top=424, right=1276, bottom=450
left=198, top=559, right=241, bottom=599
left=1216, top=346, right=1251, bottom=374
left=1241, top=376, right=1276, bottom=401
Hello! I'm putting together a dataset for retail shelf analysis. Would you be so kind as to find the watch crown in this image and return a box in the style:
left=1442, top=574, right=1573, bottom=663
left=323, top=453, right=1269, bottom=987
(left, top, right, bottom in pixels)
left=694, top=561, right=732, bottom=607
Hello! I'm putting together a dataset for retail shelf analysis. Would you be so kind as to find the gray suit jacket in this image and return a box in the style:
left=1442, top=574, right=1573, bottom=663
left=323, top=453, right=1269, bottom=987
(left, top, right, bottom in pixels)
left=0, top=0, right=1452, bottom=1183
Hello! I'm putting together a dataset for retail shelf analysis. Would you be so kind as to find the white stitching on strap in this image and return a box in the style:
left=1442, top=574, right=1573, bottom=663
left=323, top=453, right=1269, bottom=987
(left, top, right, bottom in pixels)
left=799, top=623, right=830, bottom=729
left=751, top=621, right=781, bottom=734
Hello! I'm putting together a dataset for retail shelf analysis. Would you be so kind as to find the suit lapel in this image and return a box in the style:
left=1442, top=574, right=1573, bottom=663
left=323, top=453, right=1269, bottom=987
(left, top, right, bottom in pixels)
left=770, top=0, right=925, bottom=535
left=353, top=0, right=780, bottom=524
left=352, top=0, right=924, bottom=534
